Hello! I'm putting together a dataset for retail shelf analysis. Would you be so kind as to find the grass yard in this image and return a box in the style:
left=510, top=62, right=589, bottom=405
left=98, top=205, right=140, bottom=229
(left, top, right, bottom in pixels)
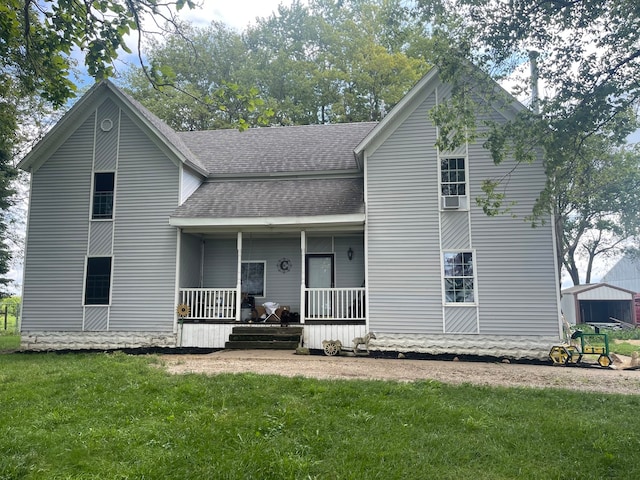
left=0, top=353, right=638, bottom=479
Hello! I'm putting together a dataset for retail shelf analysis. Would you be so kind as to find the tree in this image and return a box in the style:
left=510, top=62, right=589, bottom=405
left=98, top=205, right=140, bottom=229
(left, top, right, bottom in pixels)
left=1, top=0, right=196, bottom=294
left=413, top=0, right=640, bottom=284
left=122, top=21, right=269, bottom=131
left=556, top=141, right=640, bottom=285
left=124, top=0, right=430, bottom=128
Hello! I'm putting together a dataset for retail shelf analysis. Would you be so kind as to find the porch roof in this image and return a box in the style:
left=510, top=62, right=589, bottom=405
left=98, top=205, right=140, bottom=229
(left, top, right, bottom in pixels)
left=170, top=177, right=364, bottom=228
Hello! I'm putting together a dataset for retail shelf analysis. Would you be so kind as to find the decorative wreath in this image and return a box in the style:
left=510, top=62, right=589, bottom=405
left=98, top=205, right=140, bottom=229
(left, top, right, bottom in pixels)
left=176, top=304, right=191, bottom=317
left=277, top=257, right=292, bottom=273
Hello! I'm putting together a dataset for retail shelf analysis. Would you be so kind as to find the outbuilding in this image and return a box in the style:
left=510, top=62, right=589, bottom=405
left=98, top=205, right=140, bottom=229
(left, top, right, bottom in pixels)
left=561, top=283, right=637, bottom=326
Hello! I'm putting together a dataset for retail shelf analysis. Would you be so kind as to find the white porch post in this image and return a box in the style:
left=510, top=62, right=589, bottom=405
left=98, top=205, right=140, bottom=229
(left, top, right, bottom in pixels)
left=236, top=232, right=243, bottom=322
left=300, top=230, right=306, bottom=324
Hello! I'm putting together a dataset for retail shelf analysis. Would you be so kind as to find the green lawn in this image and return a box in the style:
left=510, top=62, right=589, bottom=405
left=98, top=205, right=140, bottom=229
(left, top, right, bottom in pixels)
left=0, top=353, right=638, bottom=479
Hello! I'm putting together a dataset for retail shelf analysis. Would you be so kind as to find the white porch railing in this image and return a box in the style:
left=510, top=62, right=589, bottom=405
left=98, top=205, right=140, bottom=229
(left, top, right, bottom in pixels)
left=305, top=287, right=366, bottom=321
left=179, top=288, right=237, bottom=320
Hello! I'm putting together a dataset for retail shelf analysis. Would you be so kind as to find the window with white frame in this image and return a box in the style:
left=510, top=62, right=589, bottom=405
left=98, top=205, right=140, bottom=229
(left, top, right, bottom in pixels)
left=443, top=251, right=474, bottom=303
left=440, top=157, right=466, bottom=196
left=92, top=172, right=115, bottom=219
left=241, top=261, right=265, bottom=297
left=85, top=257, right=112, bottom=305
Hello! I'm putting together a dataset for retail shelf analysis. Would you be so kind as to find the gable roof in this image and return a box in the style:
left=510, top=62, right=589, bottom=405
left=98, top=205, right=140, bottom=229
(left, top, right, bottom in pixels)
left=354, top=65, right=526, bottom=167
left=18, top=80, right=208, bottom=176
left=178, top=123, right=376, bottom=175
left=561, top=283, right=635, bottom=296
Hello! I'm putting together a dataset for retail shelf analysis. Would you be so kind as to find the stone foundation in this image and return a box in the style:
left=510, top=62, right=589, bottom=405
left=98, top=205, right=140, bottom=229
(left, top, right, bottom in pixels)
left=21, top=331, right=177, bottom=351
left=370, top=334, right=562, bottom=360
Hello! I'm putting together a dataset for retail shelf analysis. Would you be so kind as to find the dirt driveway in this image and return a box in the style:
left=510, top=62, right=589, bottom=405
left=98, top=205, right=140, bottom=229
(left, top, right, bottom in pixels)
left=161, top=350, right=640, bottom=395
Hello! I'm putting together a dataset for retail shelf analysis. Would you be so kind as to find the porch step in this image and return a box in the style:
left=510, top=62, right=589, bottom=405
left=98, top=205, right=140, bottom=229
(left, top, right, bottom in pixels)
left=225, top=326, right=303, bottom=350
left=225, top=340, right=301, bottom=350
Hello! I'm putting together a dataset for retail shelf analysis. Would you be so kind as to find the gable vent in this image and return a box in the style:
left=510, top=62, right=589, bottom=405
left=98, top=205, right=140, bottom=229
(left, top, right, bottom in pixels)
left=442, top=195, right=460, bottom=209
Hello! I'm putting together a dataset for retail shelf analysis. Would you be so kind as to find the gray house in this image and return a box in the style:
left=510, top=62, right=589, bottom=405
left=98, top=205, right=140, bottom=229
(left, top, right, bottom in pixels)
left=18, top=68, right=562, bottom=358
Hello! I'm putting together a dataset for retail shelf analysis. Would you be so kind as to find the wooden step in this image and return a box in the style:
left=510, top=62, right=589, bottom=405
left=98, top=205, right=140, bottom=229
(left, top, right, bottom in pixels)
left=225, top=325, right=303, bottom=350
left=231, top=326, right=303, bottom=335
left=225, top=340, right=300, bottom=350
left=228, top=333, right=301, bottom=342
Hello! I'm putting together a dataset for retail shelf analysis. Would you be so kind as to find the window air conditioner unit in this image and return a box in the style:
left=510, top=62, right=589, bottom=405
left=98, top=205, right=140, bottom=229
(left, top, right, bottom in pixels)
left=442, top=195, right=460, bottom=209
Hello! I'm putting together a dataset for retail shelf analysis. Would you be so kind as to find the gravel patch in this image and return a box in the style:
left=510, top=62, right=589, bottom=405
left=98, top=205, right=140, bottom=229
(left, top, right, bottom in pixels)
left=160, top=350, right=640, bottom=395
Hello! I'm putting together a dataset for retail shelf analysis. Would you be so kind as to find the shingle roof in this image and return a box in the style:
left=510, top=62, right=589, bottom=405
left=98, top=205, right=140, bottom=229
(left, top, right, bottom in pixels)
left=172, top=178, right=364, bottom=219
left=178, top=123, right=377, bottom=175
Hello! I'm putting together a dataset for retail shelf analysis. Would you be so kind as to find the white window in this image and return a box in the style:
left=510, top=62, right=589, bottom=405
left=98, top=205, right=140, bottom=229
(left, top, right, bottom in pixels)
left=440, top=157, right=466, bottom=196
left=443, top=251, right=475, bottom=303
left=241, top=261, right=265, bottom=297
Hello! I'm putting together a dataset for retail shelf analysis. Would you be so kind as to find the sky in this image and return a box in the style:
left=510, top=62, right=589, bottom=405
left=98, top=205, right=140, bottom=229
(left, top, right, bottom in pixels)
left=180, top=0, right=300, bottom=31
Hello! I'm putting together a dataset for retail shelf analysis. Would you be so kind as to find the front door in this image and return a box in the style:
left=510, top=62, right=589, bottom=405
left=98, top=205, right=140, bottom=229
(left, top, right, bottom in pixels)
left=306, top=254, right=334, bottom=317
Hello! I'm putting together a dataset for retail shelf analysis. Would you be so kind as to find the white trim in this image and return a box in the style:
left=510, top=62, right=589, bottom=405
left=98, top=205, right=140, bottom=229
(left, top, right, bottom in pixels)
left=300, top=231, right=306, bottom=324
left=436, top=86, right=446, bottom=331
left=236, top=232, right=242, bottom=322
left=442, top=249, right=477, bottom=308
left=551, top=213, right=564, bottom=338
left=438, top=155, right=469, bottom=212
left=169, top=213, right=365, bottom=228
left=173, top=228, right=181, bottom=334
left=18, top=174, right=34, bottom=333
left=362, top=151, right=370, bottom=331
left=178, top=163, right=183, bottom=206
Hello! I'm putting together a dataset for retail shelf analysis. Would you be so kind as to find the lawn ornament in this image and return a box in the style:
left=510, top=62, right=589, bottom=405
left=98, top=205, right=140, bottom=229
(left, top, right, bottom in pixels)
left=322, top=332, right=376, bottom=356
left=549, top=330, right=613, bottom=368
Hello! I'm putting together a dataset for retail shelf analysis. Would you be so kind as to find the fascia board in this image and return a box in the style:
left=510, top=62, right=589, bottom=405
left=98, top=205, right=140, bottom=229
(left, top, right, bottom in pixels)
left=169, top=213, right=365, bottom=228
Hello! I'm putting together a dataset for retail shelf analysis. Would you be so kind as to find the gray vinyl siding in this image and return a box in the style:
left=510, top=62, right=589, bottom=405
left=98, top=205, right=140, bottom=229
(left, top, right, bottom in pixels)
left=21, top=114, right=95, bottom=331
left=307, top=236, right=333, bottom=253
left=88, top=221, right=113, bottom=256
left=469, top=109, right=558, bottom=336
left=444, top=306, right=477, bottom=333
left=441, top=211, right=470, bottom=250
left=367, top=88, right=443, bottom=334
left=94, top=99, right=119, bottom=171
left=108, top=112, right=179, bottom=331
left=202, top=239, right=237, bottom=288
left=180, top=232, right=202, bottom=287
left=85, top=306, right=108, bottom=331
left=334, top=236, right=365, bottom=288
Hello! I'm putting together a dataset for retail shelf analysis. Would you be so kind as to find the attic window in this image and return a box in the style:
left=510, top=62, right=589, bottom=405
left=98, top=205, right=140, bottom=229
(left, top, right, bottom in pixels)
left=92, top=172, right=114, bottom=219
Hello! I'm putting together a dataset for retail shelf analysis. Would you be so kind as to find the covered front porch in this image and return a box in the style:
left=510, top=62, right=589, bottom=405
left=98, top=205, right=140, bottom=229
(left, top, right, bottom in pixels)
left=175, top=230, right=367, bottom=349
